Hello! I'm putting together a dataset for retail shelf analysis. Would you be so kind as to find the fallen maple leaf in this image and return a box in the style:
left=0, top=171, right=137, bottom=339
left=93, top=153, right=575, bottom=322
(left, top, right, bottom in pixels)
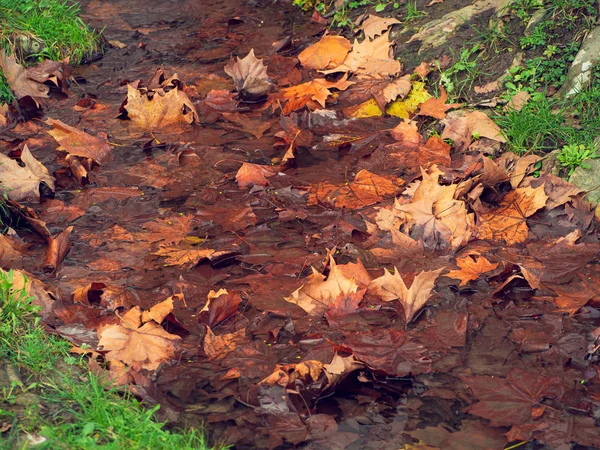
left=98, top=306, right=181, bottom=371
left=359, top=15, right=401, bottom=40
left=445, top=255, right=499, bottom=286
left=0, top=145, right=55, bottom=202
left=203, top=326, right=246, bottom=360
left=124, top=83, right=198, bottom=129
left=224, top=49, right=272, bottom=100
left=417, top=86, right=463, bottom=119
left=298, top=35, right=352, bottom=70
left=274, top=114, right=314, bottom=164
left=441, top=110, right=506, bottom=152
left=322, top=31, right=401, bottom=77
left=477, top=184, right=548, bottom=244
left=46, top=118, right=112, bottom=164
left=285, top=256, right=366, bottom=316
left=462, top=369, right=564, bottom=427
left=153, top=244, right=215, bottom=268
left=308, top=169, right=401, bottom=209
left=235, top=162, right=277, bottom=188
left=281, top=74, right=354, bottom=113
left=221, top=112, right=273, bottom=139
left=368, top=267, right=444, bottom=323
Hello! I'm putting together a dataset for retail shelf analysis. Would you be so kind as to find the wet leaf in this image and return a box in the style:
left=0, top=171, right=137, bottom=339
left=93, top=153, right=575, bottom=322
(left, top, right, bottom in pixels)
left=368, top=267, right=444, bottom=323
left=98, top=307, right=182, bottom=371
left=46, top=118, right=112, bottom=164
left=462, top=369, right=564, bottom=427
left=281, top=74, right=354, bottom=113
left=477, top=184, right=548, bottom=244
left=445, top=255, right=498, bottom=285
left=235, top=163, right=277, bottom=188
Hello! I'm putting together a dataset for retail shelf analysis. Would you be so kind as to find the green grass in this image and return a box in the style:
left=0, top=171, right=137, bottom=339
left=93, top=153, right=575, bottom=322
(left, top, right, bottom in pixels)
left=0, top=69, right=12, bottom=104
left=0, top=0, right=101, bottom=64
left=0, top=270, right=213, bottom=450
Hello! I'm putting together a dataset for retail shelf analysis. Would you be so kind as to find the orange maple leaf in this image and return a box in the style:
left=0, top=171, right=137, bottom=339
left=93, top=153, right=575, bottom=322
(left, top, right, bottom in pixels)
left=477, top=184, right=548, bottom=244
left=417, top=86, right=462, bottom=119
left=308, top=169, right=401, bottom=209
left=281, top=74, right=354, bottom=113
left=445, top=255, right=499, bottom=286
left=46, top=118, right=112, bottom=164
left=298, top=35, right=352, bottom=70
left=235, top=162, right=277, bottom=188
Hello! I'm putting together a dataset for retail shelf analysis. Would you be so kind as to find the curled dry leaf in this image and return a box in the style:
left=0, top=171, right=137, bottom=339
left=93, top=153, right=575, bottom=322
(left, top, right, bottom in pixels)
left=43, top=226, right=73, bottom=272
left=445, top=255, right=499, bottom=286
left=368, top=267, right=444, bottom=323
left=224, top=49, right=272, bottom=100
left=0, top=53, right=49, bottom=99
left=298, top=35, right=352, bottom=70
left=0, top=145, right=55, bottom=202
left=46, top=118, right=112, bottom=164
left=235, top=162, right=277, bottom=188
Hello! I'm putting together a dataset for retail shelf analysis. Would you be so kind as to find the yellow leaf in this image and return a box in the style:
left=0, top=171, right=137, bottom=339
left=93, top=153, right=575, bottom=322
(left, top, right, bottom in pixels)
left=349, top=98, right=384, bottom=118
left=386, top=81, right=431, bottom=118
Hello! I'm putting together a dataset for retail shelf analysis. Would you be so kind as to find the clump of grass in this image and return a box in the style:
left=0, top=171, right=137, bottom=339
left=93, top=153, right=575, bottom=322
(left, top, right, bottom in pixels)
left=557, top=143, right=598, bottom=175
left=0, top=270, right=214, bottom=449
left=0, top=69, right=12, bottom=104
left=0, top=0, right=101, bottom=64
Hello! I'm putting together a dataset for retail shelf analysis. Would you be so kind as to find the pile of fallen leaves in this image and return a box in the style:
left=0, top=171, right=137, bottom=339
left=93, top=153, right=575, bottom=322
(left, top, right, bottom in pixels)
left=1, top=11, right=600, bottom=450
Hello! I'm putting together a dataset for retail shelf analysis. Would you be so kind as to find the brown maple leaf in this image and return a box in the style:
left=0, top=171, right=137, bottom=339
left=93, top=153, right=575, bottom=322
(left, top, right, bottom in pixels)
left=98, top=306, right=181, bottom=371
left=298, top=35, right=352, bottom=70
left=153, top=244, right=215, bottom=268
left=46, top=118, right=112, bottom=164
left=322, top=31, right=401, bottom=77
left=445, top=255, right=499, bottom=286
left=224, top=49, right=272, bottom=100
left=0, top=145, right=55, bottom=202
left=197, top=289, right=242, bottom=328
left=477, top=184, right=548, bottom=244
left=203, top=326, right=246, bottom=360
left=0, top=53, right=51, bottom=100
left=281, top=74, right=354, bottom=114
left=417, top=86, right=462, bottom=119
left=368, top=267, right=444, bottom=323
left=441, top=110, right=506, bottom=152
left=141, top=296, right=175, bottom=323
left=461, top=369, right=564, bottom=427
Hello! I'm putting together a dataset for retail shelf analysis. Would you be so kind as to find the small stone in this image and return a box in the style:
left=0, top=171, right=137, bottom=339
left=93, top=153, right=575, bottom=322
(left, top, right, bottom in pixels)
left=569, top=158, right=600, bottom=205
left=15, top=392, right=40, bottom=407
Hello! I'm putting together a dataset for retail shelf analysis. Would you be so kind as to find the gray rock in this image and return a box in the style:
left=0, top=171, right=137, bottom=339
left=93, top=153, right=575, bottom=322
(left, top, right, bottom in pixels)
left=541, top=149, right=562, bottom=177
left=558, top=25, right=600, bottom=98
left=569, top=157, right=600, bottom=205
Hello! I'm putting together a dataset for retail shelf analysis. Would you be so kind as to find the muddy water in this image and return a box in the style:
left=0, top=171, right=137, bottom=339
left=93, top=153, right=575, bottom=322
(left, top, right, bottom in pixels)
left=7, top=0, right=599, bottom=449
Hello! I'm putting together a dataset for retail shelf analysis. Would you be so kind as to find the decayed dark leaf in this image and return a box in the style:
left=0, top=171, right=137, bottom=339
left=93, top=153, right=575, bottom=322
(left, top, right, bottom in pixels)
left=462, top=369, right=564, bottom=427
left=197, top=289, right=242, bottom=327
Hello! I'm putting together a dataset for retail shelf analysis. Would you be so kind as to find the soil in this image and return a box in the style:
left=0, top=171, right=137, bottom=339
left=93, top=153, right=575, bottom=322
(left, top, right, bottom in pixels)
left=1, top=0, right=600, bottom=449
